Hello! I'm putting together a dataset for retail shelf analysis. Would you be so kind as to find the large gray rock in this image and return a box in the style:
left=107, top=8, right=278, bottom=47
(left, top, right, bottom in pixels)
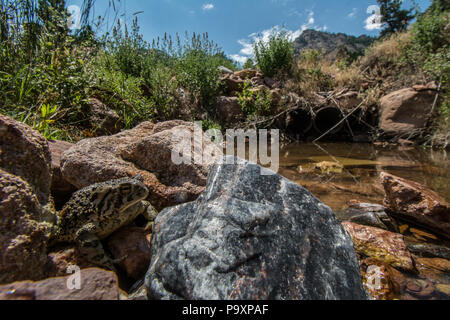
left=145, top=157, right=368, bottom=300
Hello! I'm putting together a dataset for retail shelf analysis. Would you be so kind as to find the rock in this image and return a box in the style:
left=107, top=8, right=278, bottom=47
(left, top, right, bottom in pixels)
left=405, top=243, right=450, bottom=260
left=218, top=66, right=233, bottom=74
left=379, top=87, right=437, bottom=137
left=87, top=98, right=122, bottom=136
left=216, top=96, right=244, bottom=124
left=0, top=268, right=120, bottom=300
left=342, top=222, right=415, bottom=272
left=48, top=140, right=77, bottom=209
left=314, top=161, right=344, bottom=175
left=128, top=284, right=149, bottom=300
left=269, top=89, right=282, bottom=107
left=335, top=91, right=362, bottom=110
left=61, top=121, right=221, bottom=211
left=234, top=69, right=257, bottom=79
left=250, top=77, right=265, bottom=87
left=436, top=284, right=450, bottom=297
left=345, top=200, right=398, bottom=232
left=358, top=258, right=400, bottom=300
left=0, top=170, right=51, bottom=284
left=412, top=81, right=438, bottom=92
left=45, top=246, right=94, bottom=278
left=413, top=257, right=450, bottom=280
left=404, top=279, right=436, bottom=299
left=264, top=77, right=281, bottom=89
left=381, top=172, right=450, bottom=239
left=222, top=74, right=245, bottom=94
left=106, top=226, right=151, bottom=280
left=145, top=157, right=368, bottom=300
left=358, top=257, right=439, bottom=300
left=0, top=114, right=52, bottom=206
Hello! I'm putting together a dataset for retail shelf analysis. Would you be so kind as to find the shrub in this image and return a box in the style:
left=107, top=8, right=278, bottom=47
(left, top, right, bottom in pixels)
left=253, top=28, right=295, bottom=77
left=0, top=0, right=95, bottom=139
left=237, top=81, right=273, bottom=116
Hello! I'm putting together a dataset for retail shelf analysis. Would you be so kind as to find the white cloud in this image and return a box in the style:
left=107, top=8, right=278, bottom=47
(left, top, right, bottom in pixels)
left=365, top=5, right=383, bottom=30
left=348, top=8, right=358, bottom=18
left=301, top=11, right=320, bottom=32
left=202, top=3, right=214, bottom=11
left=231, top=10, right=326, bottom=61
left=235, top=25, right=302, bottom=58
left=230, top=54, right=248, bottom=65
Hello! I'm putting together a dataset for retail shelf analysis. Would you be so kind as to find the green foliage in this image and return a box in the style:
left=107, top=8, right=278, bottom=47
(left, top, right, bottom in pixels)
left=237, top=81, right=273, bottom=116
left=377, top=0, right=416, bottom=37
left=201, top=118, right=222, bottom=132
left=0, top=0, right=237, bottom=138
left=33, top=103, right=61, bottom=139
left=253, top=29, right=295, bottom=77
left=404, top=3, right=449, bottom=83
left=243, top=58, right=256, bottom=70
left=0, top=0, right=98, bottom=140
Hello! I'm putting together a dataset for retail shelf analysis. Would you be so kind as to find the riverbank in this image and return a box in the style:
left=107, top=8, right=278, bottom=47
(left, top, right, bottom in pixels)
left=0, top=114, right=449, bottom=300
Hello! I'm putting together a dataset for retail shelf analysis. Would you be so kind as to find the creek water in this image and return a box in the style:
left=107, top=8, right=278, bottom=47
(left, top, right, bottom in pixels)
left=272, top=142, right=450, bottom=300
left=277, top=142, right=450, bottom=216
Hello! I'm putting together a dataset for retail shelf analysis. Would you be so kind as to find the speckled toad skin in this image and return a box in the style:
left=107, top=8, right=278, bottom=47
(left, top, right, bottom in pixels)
left=50, top=176, right=155, bottom=271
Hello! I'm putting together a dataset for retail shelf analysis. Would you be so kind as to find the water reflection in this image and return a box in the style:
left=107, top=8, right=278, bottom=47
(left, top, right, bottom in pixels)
left=277, top=142, right=450, bottom=215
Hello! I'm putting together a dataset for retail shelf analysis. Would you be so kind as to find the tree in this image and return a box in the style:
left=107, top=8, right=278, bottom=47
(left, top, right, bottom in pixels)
left=377, top=0, right=416, bottom=37
left=243, top=58, right=255, bottom=69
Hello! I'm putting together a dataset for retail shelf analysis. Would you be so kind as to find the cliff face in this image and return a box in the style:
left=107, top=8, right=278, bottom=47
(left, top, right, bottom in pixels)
left=294, top=29, right=375, bottom=60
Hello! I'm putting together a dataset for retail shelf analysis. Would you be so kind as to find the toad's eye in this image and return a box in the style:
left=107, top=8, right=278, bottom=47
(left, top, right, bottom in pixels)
left=120, top=184, right=132, bottom=195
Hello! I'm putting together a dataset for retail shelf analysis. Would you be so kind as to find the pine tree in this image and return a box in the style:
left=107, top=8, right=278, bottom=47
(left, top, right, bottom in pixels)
left=377, top=0, right=416, bottom=37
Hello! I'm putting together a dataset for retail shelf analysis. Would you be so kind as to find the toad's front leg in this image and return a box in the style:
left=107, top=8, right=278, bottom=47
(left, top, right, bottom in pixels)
left=75, top=223, right=118, bottom=273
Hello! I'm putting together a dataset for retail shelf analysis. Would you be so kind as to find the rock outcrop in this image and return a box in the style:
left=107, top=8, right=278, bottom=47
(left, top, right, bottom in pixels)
left=0, top=268, right=121, bottom=300
left=379, top=87, right=437, bottom=137
left=145, top=157, right=368, bottom=300
left=381, top=172, right=450, bottom=239
left=61, top=120, right=222, bottom=210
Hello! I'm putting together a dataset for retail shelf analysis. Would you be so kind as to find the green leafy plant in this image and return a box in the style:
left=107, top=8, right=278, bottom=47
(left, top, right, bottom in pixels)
left=253, top=28, right=295, bottom=77
left=33, top=103, right=60, bottom=139
left=237, top=81, right=273, bottom=116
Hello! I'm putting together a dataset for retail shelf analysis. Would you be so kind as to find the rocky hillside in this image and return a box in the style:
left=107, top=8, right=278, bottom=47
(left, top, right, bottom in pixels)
left=294, top=29, right=375, bottom=60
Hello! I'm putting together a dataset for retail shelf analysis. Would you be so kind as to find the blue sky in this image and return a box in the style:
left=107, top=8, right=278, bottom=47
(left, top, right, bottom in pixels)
left=67, top=0, right=431, bottom=64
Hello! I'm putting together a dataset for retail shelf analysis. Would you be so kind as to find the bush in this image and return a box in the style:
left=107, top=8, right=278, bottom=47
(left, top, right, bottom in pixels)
left=253, top=29, right=295, bottom=77
left=0, top=0, right=96, bottom=140
left=237, top=81, right=273, bottom=116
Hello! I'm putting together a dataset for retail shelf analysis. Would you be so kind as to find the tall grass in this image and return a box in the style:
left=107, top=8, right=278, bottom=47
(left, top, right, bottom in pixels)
left=0, top=0, right=237, bottom=139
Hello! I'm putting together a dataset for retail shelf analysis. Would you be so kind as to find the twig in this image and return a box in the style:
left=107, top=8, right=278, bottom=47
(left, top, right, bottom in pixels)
left=428, top=81, right=442, bottom=119
left=237, top=105, right=304, bottom=130
left=331, top=96, right=354, bottom=138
